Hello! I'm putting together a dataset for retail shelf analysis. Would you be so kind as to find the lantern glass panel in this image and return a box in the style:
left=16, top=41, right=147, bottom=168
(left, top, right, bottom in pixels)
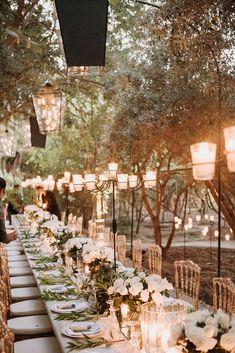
left=224, top=126, right=235, bottom=172
left=190, top=142, right=216, bottom=180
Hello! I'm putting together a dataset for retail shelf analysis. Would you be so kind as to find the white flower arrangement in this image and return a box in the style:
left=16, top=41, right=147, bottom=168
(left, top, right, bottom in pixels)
left=64, top=237, right=94, bottom=258
left=169, top=309, right=235, bottom=352
left=82, top=245, right=114, bottom=264
left=24, top=205, right=41, bottom=213
left=107, top=270, right=173, bottom=314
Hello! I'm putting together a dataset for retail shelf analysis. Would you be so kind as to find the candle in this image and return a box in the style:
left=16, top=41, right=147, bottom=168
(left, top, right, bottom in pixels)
left=121, top=303, right=129, bottom=319
left=161, top=328, right=170, bottom=351
left=225, top=234, right=230, bottom=241
left=84, top=264, right=90, bottom=274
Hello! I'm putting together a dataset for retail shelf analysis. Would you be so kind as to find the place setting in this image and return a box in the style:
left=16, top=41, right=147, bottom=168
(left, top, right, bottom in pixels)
left=51, top=300, right=89, bottom=314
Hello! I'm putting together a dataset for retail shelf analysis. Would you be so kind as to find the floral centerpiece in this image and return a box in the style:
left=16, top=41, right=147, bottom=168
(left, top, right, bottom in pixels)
left=169, top=309, right=235, bottom=352
left=24, top=205, right=45, bottom=224
left=82, top=244, right=116, bottom=313
left=107, top=270, right=173, bottom=319
left=82, top=244, right=114, bottom=276
left=64, top=237, right=94, bottom=259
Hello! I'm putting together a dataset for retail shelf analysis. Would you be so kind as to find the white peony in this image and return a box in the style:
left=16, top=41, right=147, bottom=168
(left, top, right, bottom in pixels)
left=203, top=324, right=218, bottom=338
left=185, top=324, right=217, bottom=352
left=107, top=286, right=114, bottom=295
left=129, top=282, right=143, bottom=296
left=215, top=309, right=230, bottom=331
left=140, top=289, right=149, bottom=302
left=138, top=271, right=146, bottom=279
left=152, top=291, right=164, bottom=305
left=221, top=329, right=235, bottom=351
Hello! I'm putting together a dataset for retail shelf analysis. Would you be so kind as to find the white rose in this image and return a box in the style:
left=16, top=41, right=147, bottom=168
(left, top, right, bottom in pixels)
left=203, top=324, right=218, bottom=338
left=196, top=337, right=217, bottom=352
left=216, top=309, right=230, bottom=331
left=185, top=324, right=217, bottom=353
left=107, top=286, right=114, bottom=295
left=221, top=331, right=235, bottom=352
left=230, top=318, right=235, bottom=328
left=152, top=292, right=164, bottom=305
left=117, top=285, right=128, bottom=296
left=205, top=316, right=218, bottom=328
left=126, top=271, right=135, bottom=278
left=130, top=276, right=141, bottom=285
left=138, top=271, right=146, bottom=279
left=129, top=282, right=143, bottom=296
left=140, top=289, right=149, bottom=302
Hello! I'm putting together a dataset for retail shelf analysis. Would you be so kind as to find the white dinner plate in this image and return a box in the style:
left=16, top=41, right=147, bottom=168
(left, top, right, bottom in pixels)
left=46, top=285, right=68, bottom=294
left=32, top=263, right=56, bottom=269
left=51, top=300, right=89, bottom=314
left=62, top=321, right=103, bottom=338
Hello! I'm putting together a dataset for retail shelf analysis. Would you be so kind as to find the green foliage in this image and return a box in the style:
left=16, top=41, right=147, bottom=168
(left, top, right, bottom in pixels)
left=55, top=307, right=98, bottom=322
left=66, top=337, right=111, bottom=353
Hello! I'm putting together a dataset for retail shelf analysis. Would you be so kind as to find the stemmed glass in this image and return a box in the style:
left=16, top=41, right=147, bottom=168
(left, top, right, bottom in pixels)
left=106, top=299, right=123, bottom=342
left=127, top=321, right=142, bottom=353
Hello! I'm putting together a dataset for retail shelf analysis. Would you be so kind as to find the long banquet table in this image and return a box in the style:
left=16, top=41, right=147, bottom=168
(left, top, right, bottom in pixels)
left=11, top=216, right=130, bottom=353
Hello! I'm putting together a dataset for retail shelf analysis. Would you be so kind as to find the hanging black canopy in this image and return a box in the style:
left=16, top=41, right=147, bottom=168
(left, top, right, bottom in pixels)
left=55, top=0, right=108, bottom=66
left=30, top=117, right=46, bottom=148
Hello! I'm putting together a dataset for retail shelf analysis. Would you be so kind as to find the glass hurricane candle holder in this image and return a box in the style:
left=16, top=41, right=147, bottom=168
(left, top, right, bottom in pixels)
left=141, top=302, right=187, bottom=353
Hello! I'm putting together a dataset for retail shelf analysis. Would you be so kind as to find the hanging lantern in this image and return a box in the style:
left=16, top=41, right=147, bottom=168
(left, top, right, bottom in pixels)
left=67, top=66, right=104, bottom=78
left=84, top=174, right=96, bottom=190
left=108, top=162, right=118, bottom=179
left=128, top=174, right=138, bottom=188
left=117, top=174, right=128, bottom=189
left=190, top=142, right=216, bottom=180
left=224, top=126, right=235, bottom=172
left=32, top=83, right=65, bottom=134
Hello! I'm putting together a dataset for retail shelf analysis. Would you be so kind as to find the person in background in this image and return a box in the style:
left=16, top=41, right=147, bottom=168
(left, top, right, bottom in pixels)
left=0, top=177, right=17, bottom=243
left=7, top=184, right=24, bottom=224
left=36, top=186, right=61, bottom=220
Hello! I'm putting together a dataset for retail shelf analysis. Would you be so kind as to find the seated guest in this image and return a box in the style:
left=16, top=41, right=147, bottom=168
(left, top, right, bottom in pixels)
left=0, top=177, right=17, bottom=243
left=37, top=186, right=61, bottom=220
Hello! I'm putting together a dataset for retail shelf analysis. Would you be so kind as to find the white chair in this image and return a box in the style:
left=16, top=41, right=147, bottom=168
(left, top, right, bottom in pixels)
left=9, top=267, right=33, bottom=276
left=7, top=250, right=21, bottom=256
left=10, top=275, right=36, bottom=288
left=8, top=261, right=29, bottom=268
left=8, top=315, right=53, bottom=335
left=8, top=255, right=27, bottom=262
left=14, top=337, right=62, bottom=353
left=11, top=287, right=40, bottom=301
left=10, top=299, right=46, bottom=317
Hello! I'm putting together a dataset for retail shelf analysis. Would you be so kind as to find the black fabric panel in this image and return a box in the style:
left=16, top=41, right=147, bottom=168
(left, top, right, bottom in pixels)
left=30, top=117, right=46, bottom=148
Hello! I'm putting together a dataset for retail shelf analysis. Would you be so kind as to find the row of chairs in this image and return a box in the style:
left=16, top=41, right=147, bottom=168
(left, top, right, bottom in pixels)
left=175, top=259, right=235, bottom=315
left=116, top=236, right=162, bottom=274
left=0, top=241, right=61, bottom=353
left=116, top=237, right=235, bottom=314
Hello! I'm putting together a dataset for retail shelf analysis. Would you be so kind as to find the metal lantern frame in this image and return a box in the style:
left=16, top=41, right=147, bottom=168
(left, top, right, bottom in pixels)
left=32, top=83, right=65, bottom=135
